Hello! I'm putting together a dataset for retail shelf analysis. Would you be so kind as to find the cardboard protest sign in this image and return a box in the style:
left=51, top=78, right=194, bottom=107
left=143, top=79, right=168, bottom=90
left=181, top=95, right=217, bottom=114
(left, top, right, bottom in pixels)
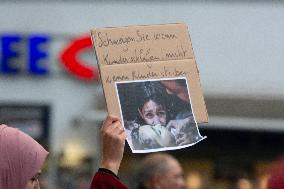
left=91, top=23, right=207, bottom=153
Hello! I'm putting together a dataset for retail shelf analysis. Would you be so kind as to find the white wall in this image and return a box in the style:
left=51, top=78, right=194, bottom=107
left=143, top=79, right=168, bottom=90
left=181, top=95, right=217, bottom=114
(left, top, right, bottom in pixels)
left=0, top=1, right=283, bottom=152
left=1, top=1, right=283, bottom=97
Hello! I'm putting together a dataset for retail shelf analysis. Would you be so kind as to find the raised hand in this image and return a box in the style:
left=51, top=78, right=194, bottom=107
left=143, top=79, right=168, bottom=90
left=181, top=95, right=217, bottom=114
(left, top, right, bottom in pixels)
left=100, top=115, right=126, bottom=175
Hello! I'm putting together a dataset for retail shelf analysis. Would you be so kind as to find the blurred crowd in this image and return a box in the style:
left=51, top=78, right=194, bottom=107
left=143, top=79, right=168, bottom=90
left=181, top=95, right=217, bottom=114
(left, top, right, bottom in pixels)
left=44, top=153, right=282, bottom=189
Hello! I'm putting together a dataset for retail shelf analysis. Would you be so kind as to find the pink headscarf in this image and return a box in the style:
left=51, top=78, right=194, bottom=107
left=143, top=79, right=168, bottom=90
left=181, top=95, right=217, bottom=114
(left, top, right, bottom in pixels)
left=0, top=124, right=49, bottom=189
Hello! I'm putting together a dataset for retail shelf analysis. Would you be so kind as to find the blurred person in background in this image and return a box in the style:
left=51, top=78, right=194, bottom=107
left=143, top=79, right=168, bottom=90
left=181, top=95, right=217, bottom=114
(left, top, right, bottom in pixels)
left=232, top=177, right=254, bottom=189
left=135, top=153, right=185, bottom=189
left=0, top=124, right=49, bottom=189
left=256, top=173, right=269, bottom=189
left=186, top=171, right=207, bottom=189
left=231, top=172, right=254, bottom=189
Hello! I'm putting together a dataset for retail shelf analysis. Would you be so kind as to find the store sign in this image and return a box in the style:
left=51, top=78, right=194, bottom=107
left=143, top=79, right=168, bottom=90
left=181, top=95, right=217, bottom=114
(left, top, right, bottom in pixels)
left=0, top=34, right=99, bottom=81
left=59, top=35, right=99, bottom=81
left=0, top=34, right=50, bottom=75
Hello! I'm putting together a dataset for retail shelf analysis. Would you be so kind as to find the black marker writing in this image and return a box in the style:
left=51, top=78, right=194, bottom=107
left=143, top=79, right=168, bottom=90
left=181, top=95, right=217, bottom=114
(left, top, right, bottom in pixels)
left=165, top=45, right=187, bottom=59
left=106, top=75, right=130, bottom=84
left=97, top=32, right=136, bottom=48
left=103, top=48, right=159, bottom=65
left=132, top=70, right=159, bottom=80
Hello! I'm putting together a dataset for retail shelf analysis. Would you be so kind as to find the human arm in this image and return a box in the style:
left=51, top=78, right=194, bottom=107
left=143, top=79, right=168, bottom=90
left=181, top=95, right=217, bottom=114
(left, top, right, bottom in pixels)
left=99, top=115, right=126, bottom=174
left=89, top=115, right=128, bottom=189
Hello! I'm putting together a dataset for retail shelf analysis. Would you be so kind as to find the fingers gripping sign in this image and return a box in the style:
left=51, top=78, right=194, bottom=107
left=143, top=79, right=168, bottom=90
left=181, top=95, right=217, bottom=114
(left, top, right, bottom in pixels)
left=100, top=115, right=126, bottom=175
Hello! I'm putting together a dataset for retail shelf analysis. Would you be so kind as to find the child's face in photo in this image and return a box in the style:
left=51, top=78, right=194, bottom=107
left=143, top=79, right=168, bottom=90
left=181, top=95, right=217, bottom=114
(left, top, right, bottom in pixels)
left=139, top=100, right=167, bottom=126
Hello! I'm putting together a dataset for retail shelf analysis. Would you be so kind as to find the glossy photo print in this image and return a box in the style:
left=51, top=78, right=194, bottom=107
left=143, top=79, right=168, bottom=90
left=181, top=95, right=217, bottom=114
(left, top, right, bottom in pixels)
left=115, top=77, right=205, bottom=153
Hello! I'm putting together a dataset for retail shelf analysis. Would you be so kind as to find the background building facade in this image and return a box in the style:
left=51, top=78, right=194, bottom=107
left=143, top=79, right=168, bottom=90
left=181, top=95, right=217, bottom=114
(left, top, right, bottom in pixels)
left=0, top=1, right=283, bottom=188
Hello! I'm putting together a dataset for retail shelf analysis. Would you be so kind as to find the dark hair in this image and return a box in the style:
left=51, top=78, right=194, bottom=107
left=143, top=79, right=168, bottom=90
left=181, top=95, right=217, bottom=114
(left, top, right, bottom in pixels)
left=117, top=81, right=172, bottom=124
left=136, top=81, right=171, bottom=124
left=117, top=79, right=192, bottom=124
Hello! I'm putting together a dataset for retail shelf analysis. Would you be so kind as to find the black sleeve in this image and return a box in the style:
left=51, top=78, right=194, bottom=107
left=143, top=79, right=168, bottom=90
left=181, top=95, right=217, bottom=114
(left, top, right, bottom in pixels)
left=98, top=168, right=119, bottom=179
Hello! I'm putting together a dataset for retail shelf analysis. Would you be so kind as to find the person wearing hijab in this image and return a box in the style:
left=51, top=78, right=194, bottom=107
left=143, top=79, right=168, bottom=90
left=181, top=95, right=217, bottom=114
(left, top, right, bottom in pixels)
left=0, top=115, right=128, bottom=189
left=0, top=124, right=48, bottom=189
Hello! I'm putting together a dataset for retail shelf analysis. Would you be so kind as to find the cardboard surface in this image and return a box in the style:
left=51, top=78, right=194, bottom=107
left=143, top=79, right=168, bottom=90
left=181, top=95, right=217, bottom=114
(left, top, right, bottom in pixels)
left=91, top=23, right=195, bottom=65
left=91, top=23, right=208, bottom=123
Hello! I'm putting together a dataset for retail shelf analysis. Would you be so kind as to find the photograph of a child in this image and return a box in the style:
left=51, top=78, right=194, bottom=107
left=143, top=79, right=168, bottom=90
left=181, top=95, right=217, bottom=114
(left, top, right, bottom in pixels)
left=116, top=77, right=205, bottom=153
